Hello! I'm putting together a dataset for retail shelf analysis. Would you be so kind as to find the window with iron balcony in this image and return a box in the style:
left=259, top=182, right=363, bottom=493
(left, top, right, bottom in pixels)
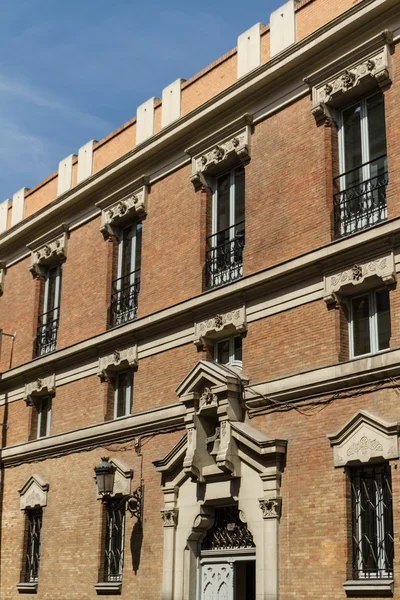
left=334, top=91, right=388, bottom=238
left=35, top=265, right=62, bottom=357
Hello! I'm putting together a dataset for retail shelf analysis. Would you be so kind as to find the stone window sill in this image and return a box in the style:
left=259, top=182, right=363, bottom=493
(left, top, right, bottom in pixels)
left=94, top=582, right=122, bottom=595
left=344, top=579, right=394, bottom=597
left=16, top=582, right=38, bottom=594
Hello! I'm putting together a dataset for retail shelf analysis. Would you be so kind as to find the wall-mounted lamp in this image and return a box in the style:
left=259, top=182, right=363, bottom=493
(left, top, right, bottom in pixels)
left=94, top=457, right=143, bottom=525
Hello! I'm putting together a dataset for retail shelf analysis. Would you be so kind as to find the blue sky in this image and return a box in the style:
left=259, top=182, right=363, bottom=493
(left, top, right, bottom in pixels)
left=0, top=0, right=283, bottom=199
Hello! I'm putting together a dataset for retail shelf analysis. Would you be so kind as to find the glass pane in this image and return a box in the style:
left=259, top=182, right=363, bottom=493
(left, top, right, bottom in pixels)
left=376, top=289, right=390, bottom=351
left=234, top=336, right=242, bottom=363
left=343, top=103, right=362, bottom=186
left=216, top=340, right=230, bottom=365
left=216, top=172, right=231, bottom=235
left=121, top=226, right=133, bottom=278
left=234, top=167, right=245, bottom=226
left=352, top=294, right=371, bottom=356
left=367, top=93, right=387, bottom=164
left=38, top=397, right=50, bottom=438
left=134, top=223, right=142, bottom=274
left=46, top=267, right=59, bottom=313
left=115, top=372, right=128, bottom=418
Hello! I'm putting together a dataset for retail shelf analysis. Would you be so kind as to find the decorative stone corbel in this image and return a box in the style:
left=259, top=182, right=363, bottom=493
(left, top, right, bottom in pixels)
left=98, top=345, right=138, bottom=381
left=323, top=251, right=396, bottom=306
left=186, top=114, right=252, bottom=190
left=194, top=306, right=247, bottom=348
left=19, top=474, right=49, bottom=510
left=160, top=508, right=179, bottom=527
left=259, top=497, right=282, bottom=519
left=0, top=262, right=6, bottom=296
left=96, top=177, right=149, bottom=239
left=24, top=374, right=56, bottom=406
left=27, top=224, right=69, bottom=278
left=305, top=31, right=393, bottom=123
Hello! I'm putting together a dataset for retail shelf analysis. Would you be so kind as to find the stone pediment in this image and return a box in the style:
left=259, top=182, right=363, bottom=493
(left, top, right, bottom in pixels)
left=19, top=474, right=49, bottom=510
left=327, top=410, right=399, bottom=467
left=176, top=360, right=246, bottom=401
left=194, top=306, right=247, bottom=348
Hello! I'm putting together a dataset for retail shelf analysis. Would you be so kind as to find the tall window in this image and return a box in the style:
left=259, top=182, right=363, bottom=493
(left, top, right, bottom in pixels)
left=35, top=266, right=61, bottom=356
left=349, top=289, right=390, bottom=358
left=36, top=397, right=52, bottom=439
left=110, top=223, right=142, bottom=327
left=114, top=371, right=133, bottom=419
left=24, top=508, right=43, bottom=584
left=351, top=464, right=393, bottom=580
left=206, top=166, right=245, bottom=288
left=215, top=336, right=242, bottom=368
left=103, top=502, right=125, bottom=582
left=334, top=92, right=388, bottom=237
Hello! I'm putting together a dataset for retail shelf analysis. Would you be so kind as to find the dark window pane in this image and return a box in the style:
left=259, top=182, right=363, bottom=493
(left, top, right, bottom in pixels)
left=234, top=167, right=245, bottom=225
left=216, top=172, right=231, bottom=234
left=46, top=266, right=59, bottom=313
left=25, top=509, right=42, bottom=582
left=367, top=93, right=387, bottom=163
left=376, top=289, right=391, bottom=351
left=104, top=504, right=125, bottom=581
left=343, top=103, right=362, bottom=186
left=121, top=226, right=133, bottom=278
left=38, top=397, right=51, bottom=438
left=234, top=336, right=242, bottom=363
left=115, top=372, right=128, bottom=418
left=216, top=340, right=230, bottom=365
left=352, top=294, right=371, bottom=356
left=135, top=223, right=142, bottom=274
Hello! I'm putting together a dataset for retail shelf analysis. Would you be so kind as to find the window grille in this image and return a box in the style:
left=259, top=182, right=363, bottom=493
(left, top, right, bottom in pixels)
left=104, top=501, right=126, bottom=582
left=24, top=509, right=42, bottom=583
left=351, top=464, right=394, bottom=579
left=202, top=506, right=255, bottom=551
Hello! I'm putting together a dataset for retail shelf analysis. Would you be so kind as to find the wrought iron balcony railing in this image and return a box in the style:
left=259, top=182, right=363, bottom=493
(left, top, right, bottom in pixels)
left=34, top=309, right=59, bottom=357
left=333, top=155, right=388, bottom=238
left=110, top=269, right=140, bottom=327
left=206, top=222, right=245, bottom=289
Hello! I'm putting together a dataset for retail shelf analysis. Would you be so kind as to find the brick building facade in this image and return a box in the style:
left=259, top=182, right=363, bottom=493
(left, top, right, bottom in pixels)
left=1, top=0, right=400, bottom=598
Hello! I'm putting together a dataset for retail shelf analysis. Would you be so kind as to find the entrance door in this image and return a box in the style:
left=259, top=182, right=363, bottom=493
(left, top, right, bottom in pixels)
left=201, top=562, right=233, bottom=600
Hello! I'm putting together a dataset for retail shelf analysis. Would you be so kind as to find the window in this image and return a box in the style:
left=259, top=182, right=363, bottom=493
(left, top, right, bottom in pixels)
left=24, top=508, right=43, bottom=584
left=215, top=336, right=242, bottom=368
left=103, top=502, right=125, bottom=582
left=114, top=371, right=133, bottom=419
left=35, top=265, right=61, bottom=356
left=351, top=464, right=393, bottom=580
left=110, top=223, right=142, bottom=327
left=206, top=166, right=245, bottom=288
left=36, top=397, right=51, bottom=439
left=349, top=289, right=390, bottom=358
left=334, top=91, right=388, bottom=237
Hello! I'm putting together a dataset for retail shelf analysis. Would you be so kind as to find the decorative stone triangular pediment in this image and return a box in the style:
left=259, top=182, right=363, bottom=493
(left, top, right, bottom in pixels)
left=327, top=410, right=400, bottom=467
left=176, top=360, right=246, bottom=401
left=19, top=474, right=49, bottom=510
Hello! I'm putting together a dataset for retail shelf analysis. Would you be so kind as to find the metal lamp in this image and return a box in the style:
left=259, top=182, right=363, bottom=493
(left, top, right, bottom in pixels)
left=94, top=457, right=116, bottom=496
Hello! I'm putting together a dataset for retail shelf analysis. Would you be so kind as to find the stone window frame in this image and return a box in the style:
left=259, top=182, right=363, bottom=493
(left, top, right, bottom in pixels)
left=24, top=375, right=56, bottom=440
left=304, top=31, right=393, bottom=124
left=193, top=306, right=247, bottom=351
left=27, top=224, right=69, bottom=279
left=327, top=410, right=399, bottom=595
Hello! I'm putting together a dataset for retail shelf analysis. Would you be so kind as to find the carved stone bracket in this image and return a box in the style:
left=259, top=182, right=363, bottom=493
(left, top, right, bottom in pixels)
left=98, top=345, right=138, bottom=381
left=305, top=31, right=393, bottom=123
left=194, top=306, right=247, bottom=348
left=328, top=410, right=400, bottom=467
left=323, top=251, right=396, bottom=305
left=27, top=225, right=69, bottom=278
left=259, top=497, right=282, bottom=519
left=0, top=262, right=6, bottom=296
left=24, top=374, right=56, bottom=406
left=186, top=115, right=252, bottom=190
left=19, top=474, right=49, bottom=510
left=160, top=508, right=179, bottom=527
left=96, top=177, right=149, bottom=239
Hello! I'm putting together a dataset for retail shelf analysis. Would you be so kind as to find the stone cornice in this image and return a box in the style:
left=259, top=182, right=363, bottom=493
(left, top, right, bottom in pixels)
left=0, top=402, right=185, bottom=467
left=1, top=214, right=400, bottom=390
left=0, top=0, right=395, bottom=259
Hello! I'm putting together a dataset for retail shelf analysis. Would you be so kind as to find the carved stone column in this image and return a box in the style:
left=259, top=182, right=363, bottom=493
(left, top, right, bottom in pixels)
left=160, top=504, right=178, bottom=599
left=259, top=497, right=282, bottom=600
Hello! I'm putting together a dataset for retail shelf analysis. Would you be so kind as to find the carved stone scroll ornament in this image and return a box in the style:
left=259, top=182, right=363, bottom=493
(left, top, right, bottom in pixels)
left=194, top=306, right=247, bottom=347
left=160, top=508, right=179, bottom=527
left=98, top=345, right=138, bottom=381
left=323, top=252, right=396, bottom=305
left=259, top=497, right=282, bottom=519
left=28, top=226, right=69, bottom=278
left=98, top=184, right=148, bottom=240
left=24, top=374, right=56, bottom=406
left=306, top=33, right=392, bottom=123
left=19, top=474, right=49, bottom=510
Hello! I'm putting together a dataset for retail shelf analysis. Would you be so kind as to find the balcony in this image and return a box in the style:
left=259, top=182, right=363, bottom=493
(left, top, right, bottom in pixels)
left=206, top=222, right=245, bottom=289
left=110, top=269, right=140, bottom=327
left=35, top=309, right=59, bottom=357
left=333, top=155, right=388, bottom=238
